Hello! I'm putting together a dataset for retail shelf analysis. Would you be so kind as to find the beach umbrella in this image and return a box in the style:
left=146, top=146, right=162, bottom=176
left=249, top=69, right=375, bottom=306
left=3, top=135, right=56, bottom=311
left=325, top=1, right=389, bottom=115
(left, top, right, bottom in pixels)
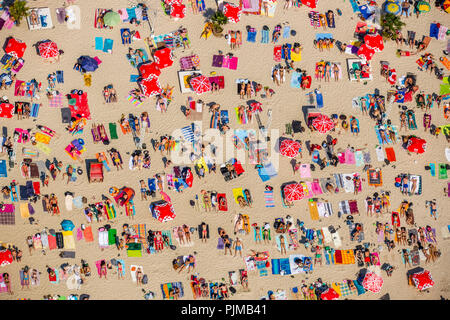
left=388, top=68, right=397, bottom=85
left=406, top=137, right=426, bottom=154
left=4, top=37, right=27, bottom=58
left=411, top=271, right=434, bottom=291
left=38, top=41, right=59, bottom=59
left=364, top=34, right=384, bottom=52
left=61, top=219, right=75, bottom=231
left=283, top=183, right=305, bottom=201
left=444, top=0, right=450, bottom=13
left=250, top=102, right=263, bottom=113
left=152, top=201, right=176, bottom=222
left=0, top=103, right=15, bottom=118
left=312, top=114, right=334, bottom=133
left=0, top=249, right=13, bottom=267
left=384, top=1, right=401, bottom=15
left=189, top=75, right=212, bottom=95
left=138, top=75, right=162, bottom=97
left=301, top=0, right=316, bottom=9
left=362, top=272, right=384, bottom=293
left=138, top=62, right=161, bottom=79
left=321, top=288, right=340, bottom=300
left=170, top=2, right=186, bottom=19
left=223, top=3, right=242, bottom=23
left=416, top=1, right=431, bottom=12
left=279, top=139, right=301, bottom=158
left=153, top=47, right=174, bottom=69
left=103, top=11, right=121, bottom=26
left=357, top=44, right=376, bottom=61
left=77, top=56, right=99, bottom=72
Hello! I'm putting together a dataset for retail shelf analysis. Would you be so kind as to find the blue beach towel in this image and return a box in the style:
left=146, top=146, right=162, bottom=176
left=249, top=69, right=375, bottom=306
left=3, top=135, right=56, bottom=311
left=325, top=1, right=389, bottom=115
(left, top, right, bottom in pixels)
left=95, top=37, right=103, bottom=50
left=283, top=26, right=290, bottom=39
left=349, top=0, right=361, bottom=12
left=261, top=29, right=269, bottom=44
left=103, top=39, right=114, bottom=53
left=130, top=75, right=139, bottom=82
left=290, top=71, right=302, bottom=88
left=247, top=30, right=257, bottom=42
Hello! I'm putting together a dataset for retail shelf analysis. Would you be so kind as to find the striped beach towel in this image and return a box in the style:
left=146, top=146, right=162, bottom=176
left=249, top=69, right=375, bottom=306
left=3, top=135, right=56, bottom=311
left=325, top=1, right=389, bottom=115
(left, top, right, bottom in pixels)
left=133, top=224, right=147, bottom=246
left=181, top=125, right=194, bottom=143
left=264, top=190, right=275, bottom=207
left=127, top=94, right=144, bottom=107
left=339, top=200, right=350, bottom=215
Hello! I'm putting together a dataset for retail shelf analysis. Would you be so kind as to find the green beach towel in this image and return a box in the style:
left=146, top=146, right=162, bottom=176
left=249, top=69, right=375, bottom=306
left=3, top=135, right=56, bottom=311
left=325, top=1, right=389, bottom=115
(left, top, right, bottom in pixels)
left=108, top=228, right=117, bottom=245
left=109, top=123, right=118, bottom=139
left=438, top=163, right=448, bottom=179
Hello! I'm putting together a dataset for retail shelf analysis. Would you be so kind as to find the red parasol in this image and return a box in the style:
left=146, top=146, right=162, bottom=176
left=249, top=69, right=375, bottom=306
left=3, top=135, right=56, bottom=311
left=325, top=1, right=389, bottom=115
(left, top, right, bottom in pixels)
left=170, top=2, right=186, bottom=19
left=4, top=37, right=27, bottom=58
left=301, top=0, right=317, bottom=9
left=279, top=139, right=301, bottom=158
left=411, top=271, right=434, bottom=291
left=362, top=272, right=384, bottom=293
left=189, top=75, right=212, bottom=95
left=138, top=62, right=161, bottom=79
left=250, top=102, right=263, bottom=113
left=153, top=47, right=174, bottom=69
left=364, top=34, right=384, bottom=52
left=0, top=103, right=15, bottom=118
left=38, top=41, right=59, bottom=59
left=223, top=3, right=242, bottom=23
left=388, top=68, right=396, bottom=85
left=138, top=75, right=162, bottom=97
left=0, top=249, right=13, bottom=267
left=357, top=44, right=376, bottom=61
left=406, top=137, right=426, bottom=154
left=153, top=201, right=176, bottom=222
left=283, top=183, right=305, bottom=201
left=321, top=288, right=339, bottom=300
left=312, top=114, right=334, bottom=133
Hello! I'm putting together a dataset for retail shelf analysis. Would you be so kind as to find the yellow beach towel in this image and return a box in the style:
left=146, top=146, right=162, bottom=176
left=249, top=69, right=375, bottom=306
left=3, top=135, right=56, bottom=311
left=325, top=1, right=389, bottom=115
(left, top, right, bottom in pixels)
left=291, top=50, right=301, bottom=62
left=36, top=142, right=51, bottom=155
left=308, top=200, right=319, bottom=221
left=232, top=188, right=245, bottom=204
left=62, top=231, right=76, bottom=249
left=35, top=132, right=51, bottom=144
left=19, top=203, right=30, bottom=219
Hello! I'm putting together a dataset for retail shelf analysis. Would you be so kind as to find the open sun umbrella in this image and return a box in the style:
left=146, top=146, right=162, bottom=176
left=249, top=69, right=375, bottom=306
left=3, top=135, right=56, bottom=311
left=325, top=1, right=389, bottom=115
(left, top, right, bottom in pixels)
left=283, top=183, right=305, bottom=201
left=38, top=41, right=59, bottom=59
left=138, top=75, right=162, bottom=97
left=321, top=288, right=340, bottom=300
left=61, top=219, right=75, bottom=231
left=223, top=3, right=242, bottom=23
left=406, top=137, right=427, bottom=154
left=384, top=1, right=401, bottom=15
left=153, top=47, right=174, bottom=69
left=151, top=201, right=176, bottom=223
left=138, top=62, right=161, bottom=79
left=364, top=34, right=384, bottom=52
left=4, top=37, right=27, bottom=58
left=0, top=249, right=13, bottom=267
left=103, top=11, right=121, bottom=26
left=250, top=102, right=263, bottom=113
left=189, top=75, right=211, bottom=95
left=279, top=139, right=301, bottom=158
left=417, top=1, right=431, bottom=12
left=411, top=271, right=434, bottom=291
left=362, top=272, right=384, bottom=293
left=312, top=114, right=334, bottom=133
left=357, top=44, right=376, bottom=61
left=170, top=2, right=186, bottom=19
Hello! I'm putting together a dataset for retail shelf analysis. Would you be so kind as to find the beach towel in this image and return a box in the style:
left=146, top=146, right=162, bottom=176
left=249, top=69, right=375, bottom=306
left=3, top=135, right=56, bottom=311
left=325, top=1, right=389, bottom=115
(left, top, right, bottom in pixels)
left=261, top=28, right=269, bottom=43
left=19, top=202, right=30, bottom=218
left=48, top=234, right=57, bottom=250
left=264, top=190, right=275, bottom=207
left=103, top=38, right=114, bottom=53
left=308, top=200, right=320, bottom=221
left=83, top=226, right=94, bottom=242
left=95, top=37, right=103, bottom=50
left=385, top=147, right=396, bottom=162
left=0, top=204, right=15, bottom=225
left=62, top=231, right=75, bottom=249
left=355, top=150, right=364, bottom=167
left=108, top=228, right=117, bottom=246
left=375, top=146, right=385, bottom=162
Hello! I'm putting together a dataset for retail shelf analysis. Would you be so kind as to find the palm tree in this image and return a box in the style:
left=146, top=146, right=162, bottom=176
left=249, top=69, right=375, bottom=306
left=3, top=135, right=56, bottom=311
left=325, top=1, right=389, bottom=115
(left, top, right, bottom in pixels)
left=380, top=13, right=405, bottom=41
left=8, top=0, right=30, bottom=26
left=210, top=10, right=228, bottom=36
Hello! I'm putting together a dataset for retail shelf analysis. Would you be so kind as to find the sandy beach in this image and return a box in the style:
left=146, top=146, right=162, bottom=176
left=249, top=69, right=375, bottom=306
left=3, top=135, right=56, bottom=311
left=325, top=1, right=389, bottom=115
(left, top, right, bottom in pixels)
left=0, top=0, right=449, bottom=300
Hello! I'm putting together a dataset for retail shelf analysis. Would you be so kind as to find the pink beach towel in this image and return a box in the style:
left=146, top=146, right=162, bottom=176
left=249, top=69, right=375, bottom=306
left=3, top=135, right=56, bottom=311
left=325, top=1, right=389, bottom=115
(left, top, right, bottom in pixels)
left=95, top=260, right=104, bottom=276
left=14, top=80, right=25, bottom=96
left=337, top=152, right=346, bottom=163
left=311, top=179, right=323, bottom=195
left=305, top=181, right=314, bottom=198
left=228, top=57, right=238, bottom=70
left=300, top=164, right=311, bottom=178
left=345, top=149, right=356, bottom=164
left=76, top=228, right=83, bottom=241
left=94, top=56, right=102, bottom=65
left=118, top=8, right=129, bottom=21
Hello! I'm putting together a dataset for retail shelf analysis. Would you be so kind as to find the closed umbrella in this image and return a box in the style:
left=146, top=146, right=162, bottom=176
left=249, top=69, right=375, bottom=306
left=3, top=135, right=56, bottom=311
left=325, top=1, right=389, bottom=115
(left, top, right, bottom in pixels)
left=189, top=75, right=212, bottom=94
left=103, top=11, right=121, bottom=27
left=312, top=114, right=334, bottom=133
left=61, top=219, right=75, bottom=231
